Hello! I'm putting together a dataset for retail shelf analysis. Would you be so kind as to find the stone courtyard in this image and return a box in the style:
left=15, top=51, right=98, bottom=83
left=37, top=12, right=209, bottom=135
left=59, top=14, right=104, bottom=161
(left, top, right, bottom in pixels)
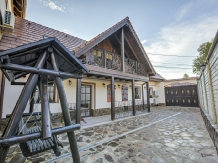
left=3, top=106, right=218, bottom=163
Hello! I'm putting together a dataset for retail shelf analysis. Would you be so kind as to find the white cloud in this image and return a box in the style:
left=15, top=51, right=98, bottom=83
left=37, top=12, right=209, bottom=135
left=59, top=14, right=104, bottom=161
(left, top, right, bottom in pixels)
left=144, top=17, right=218, bottom=79
left=39, top=0, right=65, bottom=12
left=141, top=40, right=147, bottom=45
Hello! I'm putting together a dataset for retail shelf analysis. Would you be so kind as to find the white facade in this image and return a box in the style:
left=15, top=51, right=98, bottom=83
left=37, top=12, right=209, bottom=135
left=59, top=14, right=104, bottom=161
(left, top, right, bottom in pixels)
left=1, top=75, right=148, bottom=118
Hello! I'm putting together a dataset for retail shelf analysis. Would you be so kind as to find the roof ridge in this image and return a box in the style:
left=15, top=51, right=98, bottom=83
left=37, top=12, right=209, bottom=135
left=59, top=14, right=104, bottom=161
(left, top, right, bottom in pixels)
left=15, top=16, right=86, bottom=42
left=73, top=16, right=129, bottom=53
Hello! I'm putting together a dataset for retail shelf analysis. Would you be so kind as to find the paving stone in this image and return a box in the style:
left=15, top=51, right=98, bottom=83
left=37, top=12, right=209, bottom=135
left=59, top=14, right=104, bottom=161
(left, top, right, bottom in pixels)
left=5, top=106, right=218, bottom=163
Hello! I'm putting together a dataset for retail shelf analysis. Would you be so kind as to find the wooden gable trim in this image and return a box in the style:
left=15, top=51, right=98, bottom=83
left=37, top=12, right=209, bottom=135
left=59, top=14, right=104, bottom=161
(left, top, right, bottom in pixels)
left=75, top=19, right=128, bottom=58
left=125, top=22, right=155, bottom=75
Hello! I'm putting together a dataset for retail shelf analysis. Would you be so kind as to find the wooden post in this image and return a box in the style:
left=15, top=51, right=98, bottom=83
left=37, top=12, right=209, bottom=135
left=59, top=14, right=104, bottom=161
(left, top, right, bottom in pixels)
left=207, top=63, right=217, bottom=123
left=0, top=51, right=48, bottom=163
left=40, top=74, right=52, bottom=139
left=50, top=52, right=80, bottom=163
left=76, top=79, right=81, bottom=124
left=0, top=74, right=5, bottom=131
left=132, top=79, right=136, bottom=116
left=202, top=70, right=209, bottom=112
left=111, top=76, right=115, bottom=120
left=29, top=87, right=36, bottom=113
left=121, top=28, right=125, bottom=72
left=146, top=82, right=150, bottom=112
left=103, top=50, right=106, bottom=68
left=142, top=83, right=145, bottom=110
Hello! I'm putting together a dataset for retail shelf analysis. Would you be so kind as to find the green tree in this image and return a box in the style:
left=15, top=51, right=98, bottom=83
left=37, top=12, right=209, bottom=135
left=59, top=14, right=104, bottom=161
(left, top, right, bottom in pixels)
left=192, top=40, right=213, bottom=75
left=183, top=73, right=189, bottom=78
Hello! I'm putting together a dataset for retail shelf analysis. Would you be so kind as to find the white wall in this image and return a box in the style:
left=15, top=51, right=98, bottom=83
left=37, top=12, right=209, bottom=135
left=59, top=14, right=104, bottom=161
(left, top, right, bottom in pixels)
left=0, top=0, right=13, bottom=39
left=1, top=76, right=149, bottom=117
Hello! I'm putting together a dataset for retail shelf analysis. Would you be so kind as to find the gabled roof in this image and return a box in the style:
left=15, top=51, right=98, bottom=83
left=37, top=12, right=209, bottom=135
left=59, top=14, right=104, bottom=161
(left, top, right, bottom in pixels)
left=74, top=17, right=155, bottom=76
left=0, top=16, right=155, bottom=76
left=150, top=73, right=165, bottom=81
left=165, top=82, right=197, bottom=87
left=0, top=17, right=86, bottom=52
left=0, top=37, right=88, bottom=81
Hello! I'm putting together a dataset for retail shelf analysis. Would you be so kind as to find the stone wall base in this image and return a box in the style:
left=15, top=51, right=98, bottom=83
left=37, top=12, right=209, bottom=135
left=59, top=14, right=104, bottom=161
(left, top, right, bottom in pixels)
left=200, top=107, right=218, bottom=155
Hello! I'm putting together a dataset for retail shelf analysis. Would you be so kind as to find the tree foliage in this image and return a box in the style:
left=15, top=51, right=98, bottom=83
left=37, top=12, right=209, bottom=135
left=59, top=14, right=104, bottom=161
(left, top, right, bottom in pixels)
left=192, top=40, right=213, bottom=75
left=183, top=73, right=189, bottom=78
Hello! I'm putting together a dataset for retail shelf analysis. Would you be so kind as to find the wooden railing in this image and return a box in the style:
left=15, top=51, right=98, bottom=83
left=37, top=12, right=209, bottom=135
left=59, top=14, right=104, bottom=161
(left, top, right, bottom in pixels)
left=80, top=48, right=146, bottom=76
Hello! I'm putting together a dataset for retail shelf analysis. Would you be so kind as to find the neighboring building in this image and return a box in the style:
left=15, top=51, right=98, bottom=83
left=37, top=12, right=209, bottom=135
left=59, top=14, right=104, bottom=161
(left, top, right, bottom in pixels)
left=0, top=0, right=26, bottom=39
left=149, top=73, right=165, bottom=105
left=149, top=75, right=198, bottom=106
left=0, top=15, right=156, bottom=121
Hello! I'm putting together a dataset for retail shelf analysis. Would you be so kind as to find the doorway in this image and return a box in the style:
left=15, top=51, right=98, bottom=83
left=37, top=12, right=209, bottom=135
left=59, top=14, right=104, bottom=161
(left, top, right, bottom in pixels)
left=81, top=85, right=91, bottom=117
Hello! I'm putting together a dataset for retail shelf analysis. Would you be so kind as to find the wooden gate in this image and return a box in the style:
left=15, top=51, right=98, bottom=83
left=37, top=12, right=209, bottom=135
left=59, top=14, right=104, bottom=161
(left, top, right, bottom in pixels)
left=165, top=85, right=198, bottom=107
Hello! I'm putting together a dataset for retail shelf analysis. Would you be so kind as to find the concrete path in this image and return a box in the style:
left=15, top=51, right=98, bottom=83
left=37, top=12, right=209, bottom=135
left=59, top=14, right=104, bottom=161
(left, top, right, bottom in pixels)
left=5, top=106, right=218, bottom=163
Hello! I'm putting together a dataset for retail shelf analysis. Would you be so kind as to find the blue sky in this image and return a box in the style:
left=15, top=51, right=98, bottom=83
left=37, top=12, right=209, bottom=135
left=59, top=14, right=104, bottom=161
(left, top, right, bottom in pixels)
left=26, top=0, right=218, bottom=79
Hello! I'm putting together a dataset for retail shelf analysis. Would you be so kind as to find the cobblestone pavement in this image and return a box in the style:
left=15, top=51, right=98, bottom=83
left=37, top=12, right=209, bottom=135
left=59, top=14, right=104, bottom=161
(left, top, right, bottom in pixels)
left=4, top=106, right=218, bottom=163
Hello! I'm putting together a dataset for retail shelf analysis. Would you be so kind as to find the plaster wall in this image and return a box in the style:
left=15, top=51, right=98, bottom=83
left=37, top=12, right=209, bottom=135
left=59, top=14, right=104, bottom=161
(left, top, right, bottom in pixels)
left=1, top=76, right=148, bottom=118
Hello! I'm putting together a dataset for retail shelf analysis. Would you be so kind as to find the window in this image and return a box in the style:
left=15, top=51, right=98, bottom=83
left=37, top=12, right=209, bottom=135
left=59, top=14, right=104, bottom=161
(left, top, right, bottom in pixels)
left=135, top=86, right=141, bottom=99
left=122, top=85, right=128, bottom=101
left=34, top=83, right=57, bottom=103
left=107, top=84, right=116, bottom=102
left=149, top=87, right=153, bottom=98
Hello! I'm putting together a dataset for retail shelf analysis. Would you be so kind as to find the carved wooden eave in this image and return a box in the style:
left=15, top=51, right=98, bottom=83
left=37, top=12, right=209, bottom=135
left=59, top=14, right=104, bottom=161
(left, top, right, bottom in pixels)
left=74, top=17, right=156, bottom=76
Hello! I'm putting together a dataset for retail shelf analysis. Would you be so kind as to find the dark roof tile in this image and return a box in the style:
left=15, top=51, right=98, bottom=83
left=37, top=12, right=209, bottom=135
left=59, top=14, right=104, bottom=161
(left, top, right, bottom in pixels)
left=0, top=17, right=86, bottom=52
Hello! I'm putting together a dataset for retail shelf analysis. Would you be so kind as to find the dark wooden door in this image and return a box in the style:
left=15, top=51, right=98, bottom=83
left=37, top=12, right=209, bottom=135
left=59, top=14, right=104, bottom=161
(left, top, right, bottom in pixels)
left=165, top=85, right=198, bottom=107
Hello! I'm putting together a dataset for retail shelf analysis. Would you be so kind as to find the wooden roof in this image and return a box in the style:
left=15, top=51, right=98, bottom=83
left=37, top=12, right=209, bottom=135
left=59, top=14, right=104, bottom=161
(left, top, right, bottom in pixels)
left=0, top=37, right=88, bottom=81
left=74, top=17, right=155, bottom=76
left=0, top=16, right=155, bottom=76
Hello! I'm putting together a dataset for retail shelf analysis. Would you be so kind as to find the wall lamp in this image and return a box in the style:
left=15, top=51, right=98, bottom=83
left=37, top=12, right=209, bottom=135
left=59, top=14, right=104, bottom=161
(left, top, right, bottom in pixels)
left=69, top=80, right=72, bottom=85
left=102, top=83, right=105, bottom=87
left=129, top=85, right=132, bottom=88
left=118, top=84, right=120, bottom=88
left=200, top=63, right=206, bottom=72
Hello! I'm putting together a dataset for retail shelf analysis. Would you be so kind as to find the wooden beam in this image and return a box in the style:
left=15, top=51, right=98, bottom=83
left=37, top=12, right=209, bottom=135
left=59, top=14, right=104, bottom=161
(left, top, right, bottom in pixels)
left=76, top=79, right=81, bottom=124
left=114, top=33, right=130, bottom=59
left=0, top=63, right=82, bottom=79
left=75, top=20, right=128, bottom=58
left=142, top=83, right=145, bottom=110
left=146, top=82, right=150, bottom=112
left=40, top=74, right=52, bottom=139
left=132, top=79, right=136, bottom=116
left=29, top=87, right=36, bottom=113
left=111, top=76, right=115, bottom=120
left=0, top=74, right=5, bottom=131
left=124, top=35, right=140, bottom=64
left=86, top=74, right=96, bottom=78
left=121, top=28, right=125, bottom=72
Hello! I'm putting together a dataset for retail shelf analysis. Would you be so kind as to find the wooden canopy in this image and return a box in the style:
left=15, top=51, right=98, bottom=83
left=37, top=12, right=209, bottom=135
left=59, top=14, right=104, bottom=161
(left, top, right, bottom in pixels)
left=0, top=37, right=89, bottom=81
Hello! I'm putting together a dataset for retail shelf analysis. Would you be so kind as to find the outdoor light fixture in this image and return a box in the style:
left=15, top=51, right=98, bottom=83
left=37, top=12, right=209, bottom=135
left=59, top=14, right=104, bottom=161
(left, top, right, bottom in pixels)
left=118, top=84, right=120, bottom=88
left=69, top=80, right=72, bottom=85
left=200, top=63, right=206, bottom=71
left=102, top=83, right=105, bottom=87
left=129, top=85, right=132, bottom=88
